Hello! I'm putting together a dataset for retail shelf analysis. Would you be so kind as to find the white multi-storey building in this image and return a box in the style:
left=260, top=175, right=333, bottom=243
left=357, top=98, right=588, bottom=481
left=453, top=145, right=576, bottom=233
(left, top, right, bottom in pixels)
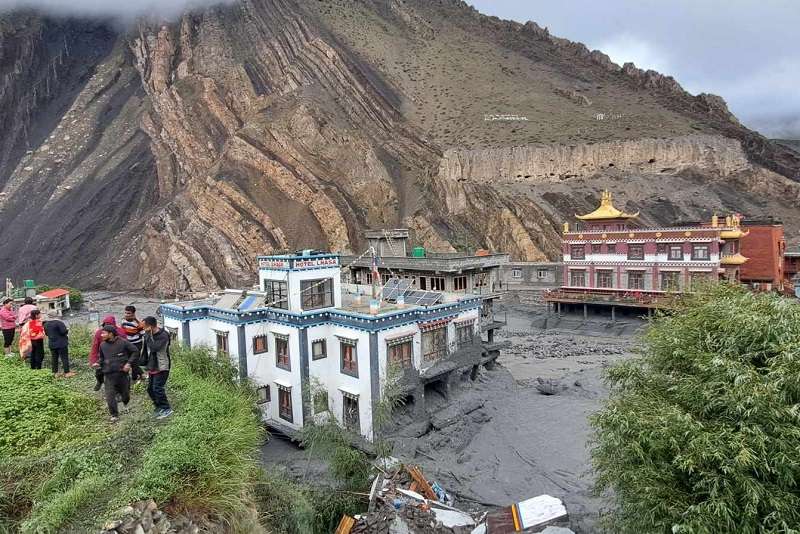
left=160, top=251, right=501, bottom=442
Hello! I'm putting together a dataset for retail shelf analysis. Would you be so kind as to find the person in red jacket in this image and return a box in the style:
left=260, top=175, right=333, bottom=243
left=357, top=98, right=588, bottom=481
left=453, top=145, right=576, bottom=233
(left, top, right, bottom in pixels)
left=89, top=315, right=127, bottom=391
left=26, top=309, right=46, bottom=369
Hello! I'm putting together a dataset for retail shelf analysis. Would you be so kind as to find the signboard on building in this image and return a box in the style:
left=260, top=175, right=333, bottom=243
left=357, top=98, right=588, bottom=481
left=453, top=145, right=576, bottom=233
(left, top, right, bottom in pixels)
left=259, top=258, right=290, bottom=270
left=293, top=257, right=339, bottom=270
left=258, top=255, right=339, bottom=270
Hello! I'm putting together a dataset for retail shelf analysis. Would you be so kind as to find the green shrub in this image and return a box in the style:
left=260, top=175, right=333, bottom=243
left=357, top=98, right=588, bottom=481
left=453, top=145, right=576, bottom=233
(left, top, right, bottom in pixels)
left=127, top=345, right=263, bottom=521
left=0, top=337, right=266, bottom=533
left=330, top=446, right=371, bottom=490
left=254, top=471, right=314, bottom=534
left=252, top=472, right=364, bottom=534
left=177, top=344, right=239, bottom=384
left=66, top=324, right=94, bottom=362
left=0, top=359, right=101, bottom=458
left=591, top=284, right=800, bottom=533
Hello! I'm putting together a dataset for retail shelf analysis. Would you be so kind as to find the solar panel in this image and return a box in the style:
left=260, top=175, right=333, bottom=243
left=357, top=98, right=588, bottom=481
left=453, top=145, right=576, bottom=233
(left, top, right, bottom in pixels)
left=403, top=290, right=442, bottom=306
left=382, top=278, right=412, bottom=301
left=238, top=295, right=259, bottom=310
left=417, top=293, right=443, bottom=306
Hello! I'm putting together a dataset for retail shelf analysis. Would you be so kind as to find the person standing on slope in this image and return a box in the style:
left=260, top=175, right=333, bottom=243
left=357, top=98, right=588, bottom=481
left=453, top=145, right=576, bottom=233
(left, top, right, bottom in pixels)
left=16, top=297, right=37, bottom=327
left=143, top=316, right=173, bottom=419
left=120, top=305, right=145, bottom=384
left=44, top=314, right=73, bottom=377
left=23, top=309, right=46, bottom=369
left=94, top=326, right=139, bottom=423
left=89, top=316, right=127, bottom=391
left=0, top=299, right=17, bottom=357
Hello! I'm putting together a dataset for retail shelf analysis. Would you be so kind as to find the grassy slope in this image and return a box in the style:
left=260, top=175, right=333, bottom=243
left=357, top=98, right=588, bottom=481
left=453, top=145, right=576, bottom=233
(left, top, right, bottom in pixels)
left=0, top=328, right=264, bottom=534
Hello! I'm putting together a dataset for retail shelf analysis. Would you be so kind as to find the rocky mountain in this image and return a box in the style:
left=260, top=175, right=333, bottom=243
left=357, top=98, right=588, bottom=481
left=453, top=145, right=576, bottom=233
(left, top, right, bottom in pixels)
left=1, top=0, right=799, bottom=293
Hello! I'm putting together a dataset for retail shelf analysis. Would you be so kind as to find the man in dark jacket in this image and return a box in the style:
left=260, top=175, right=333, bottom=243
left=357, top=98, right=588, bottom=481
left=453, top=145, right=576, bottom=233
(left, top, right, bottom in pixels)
left=143, top=316, right=173, bottom=419
left=43, top=314, right=73, bottom=377
left=89, top=315, right=127, bottom=391
left=92, top=325, right=140, bottom=422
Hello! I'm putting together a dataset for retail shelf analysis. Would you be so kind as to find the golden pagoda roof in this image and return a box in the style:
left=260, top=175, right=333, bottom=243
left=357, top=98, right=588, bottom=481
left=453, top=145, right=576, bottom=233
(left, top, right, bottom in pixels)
left=576, top=190, right=639, bottom=221
left=720, top=253, right=748, bottom=265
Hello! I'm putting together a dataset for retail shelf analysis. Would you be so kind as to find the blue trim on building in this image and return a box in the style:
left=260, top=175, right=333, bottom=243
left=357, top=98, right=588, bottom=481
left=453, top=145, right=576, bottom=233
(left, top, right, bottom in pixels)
left=181, top=322, right=191, bottom=347
left=298, top=328, right=310, bottom=424
left=160, top=297, right=482, bottom=334
left=369, top=331, right=379, bottom=440
left=237, top=324, right=247, bottom=381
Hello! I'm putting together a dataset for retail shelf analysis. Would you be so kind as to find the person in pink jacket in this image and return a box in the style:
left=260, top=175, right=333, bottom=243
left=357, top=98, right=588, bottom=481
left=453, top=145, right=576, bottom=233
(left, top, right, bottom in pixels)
left=0, top=298, right=16, bottom=356
left=16, top=297, right=37, bottom=326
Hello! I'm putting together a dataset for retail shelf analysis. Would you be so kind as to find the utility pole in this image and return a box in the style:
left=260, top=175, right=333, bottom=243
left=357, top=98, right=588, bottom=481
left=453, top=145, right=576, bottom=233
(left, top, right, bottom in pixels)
left=175, top=265, right=189, bottom=301
left=370, top=247, right=380, bottom=314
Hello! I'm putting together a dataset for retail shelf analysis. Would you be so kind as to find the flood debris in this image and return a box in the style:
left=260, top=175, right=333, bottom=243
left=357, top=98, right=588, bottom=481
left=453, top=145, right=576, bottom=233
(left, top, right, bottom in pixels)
left=486, top=494, right=569, bottom=532
left=346, top=462, right=573, bottom=533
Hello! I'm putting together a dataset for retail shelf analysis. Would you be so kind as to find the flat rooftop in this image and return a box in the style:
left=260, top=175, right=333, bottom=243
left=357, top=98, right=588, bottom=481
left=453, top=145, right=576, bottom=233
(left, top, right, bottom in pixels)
left=162, top=284, right=478, bottom=318
left=342, top=252, right=509, bottom=272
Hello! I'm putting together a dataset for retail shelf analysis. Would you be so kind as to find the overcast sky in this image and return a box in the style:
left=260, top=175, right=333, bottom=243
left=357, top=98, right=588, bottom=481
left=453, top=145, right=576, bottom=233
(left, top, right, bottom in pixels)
left=470, top=0, right=800, bottom=139
left=0, top=0, right=233, bottom=20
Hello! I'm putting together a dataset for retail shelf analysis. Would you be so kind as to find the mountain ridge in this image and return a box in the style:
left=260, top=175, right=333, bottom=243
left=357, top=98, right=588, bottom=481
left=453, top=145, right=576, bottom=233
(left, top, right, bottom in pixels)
left=0, top=0, right=798, bottom=293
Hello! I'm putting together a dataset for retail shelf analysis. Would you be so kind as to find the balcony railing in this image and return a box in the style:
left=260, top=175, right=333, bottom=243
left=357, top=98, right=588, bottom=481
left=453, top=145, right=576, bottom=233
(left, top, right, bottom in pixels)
left=543, top=287, right=680, bottom=307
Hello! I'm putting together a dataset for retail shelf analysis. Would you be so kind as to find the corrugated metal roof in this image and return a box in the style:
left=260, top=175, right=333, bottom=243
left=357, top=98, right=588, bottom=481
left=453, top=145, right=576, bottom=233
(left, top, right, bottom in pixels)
left=37, top=289, right=69, bottom=299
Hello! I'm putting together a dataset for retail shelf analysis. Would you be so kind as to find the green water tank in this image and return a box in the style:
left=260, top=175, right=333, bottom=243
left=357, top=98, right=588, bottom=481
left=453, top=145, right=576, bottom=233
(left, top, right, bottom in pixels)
left=24, top=279, right=35, bottom=288
left=412, top=246, right=426, bottom=258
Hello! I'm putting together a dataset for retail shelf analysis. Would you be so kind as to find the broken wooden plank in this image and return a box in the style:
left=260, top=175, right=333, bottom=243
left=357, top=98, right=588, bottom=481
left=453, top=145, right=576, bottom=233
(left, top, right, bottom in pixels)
left=406, top=465, right=438, bottom=501
left=334, top=515, right=355, bottom=534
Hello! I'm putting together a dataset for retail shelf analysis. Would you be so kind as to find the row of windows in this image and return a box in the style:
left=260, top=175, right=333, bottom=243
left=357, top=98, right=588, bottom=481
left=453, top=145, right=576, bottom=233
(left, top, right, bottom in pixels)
left=257, top=384, right=361, bottom=430
left=263, top=278, right=335, bottom=310
left=570, top=243, right=711, bottom=261
left=363, top=273, right=480, bottom=292
left=568, top=270, right=711, bottom=290
left=219, top=322, right=476, bottom=380
left=511, top=269, right=550, bottom=279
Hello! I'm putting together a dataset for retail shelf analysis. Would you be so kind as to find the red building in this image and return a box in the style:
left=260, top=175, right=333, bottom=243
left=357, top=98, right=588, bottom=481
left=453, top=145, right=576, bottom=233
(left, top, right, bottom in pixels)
left=545, top=190, right=748, bottom=311
left=739, top=222, right=786, bottom=292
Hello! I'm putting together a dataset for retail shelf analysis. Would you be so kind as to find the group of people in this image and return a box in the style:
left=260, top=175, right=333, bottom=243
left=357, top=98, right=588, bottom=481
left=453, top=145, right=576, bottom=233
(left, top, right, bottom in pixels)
left=2, top=296, right=73, bottom=375
left=1, top=299, right=172, bottom=424
left=88, top=306, right=173, bottom=423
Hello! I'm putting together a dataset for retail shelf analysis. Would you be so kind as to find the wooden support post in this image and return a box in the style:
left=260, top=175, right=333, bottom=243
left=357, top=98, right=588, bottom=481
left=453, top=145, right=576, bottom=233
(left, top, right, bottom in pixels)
left=583, top=303, right=588, bottom=320
left=557, top=302, right=561, bottom=317
left=611, top=305, right=616, bottom=323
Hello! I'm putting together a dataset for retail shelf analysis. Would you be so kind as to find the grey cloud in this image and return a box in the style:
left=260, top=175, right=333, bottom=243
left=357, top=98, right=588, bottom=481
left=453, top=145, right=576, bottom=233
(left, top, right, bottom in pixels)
left=470, top=0, right=800, bottom=139
left=0, top=0, right=235, bottom=21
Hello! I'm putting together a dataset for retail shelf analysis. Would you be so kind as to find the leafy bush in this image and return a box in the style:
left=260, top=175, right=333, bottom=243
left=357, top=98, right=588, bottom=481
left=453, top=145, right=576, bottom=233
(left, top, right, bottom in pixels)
left=66, top=324, right=93, bottom=361
left=254, top=471, right=314, bottom=533
left=127, top=345, right=263, bottom=520
left=330, top=446, right=371, bottom=490
left=591, top=284, right=800, bottom=533
left=176, top=344, right=239, bottom=385
left=0, top=338, right=265, bottom=533
left=253, top=471, right=364, bottom=534
left=0, top=359, right=100, bottom=458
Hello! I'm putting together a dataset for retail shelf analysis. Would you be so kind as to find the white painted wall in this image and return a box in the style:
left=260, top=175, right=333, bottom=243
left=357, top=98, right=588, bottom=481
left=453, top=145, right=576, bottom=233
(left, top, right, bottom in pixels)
left=165, top=301, right=481, bottom=442
left=244, top=320, right=303, bottom=429
left=163, top=316, right=183, bottom=342
left=307, top=324, right=373, bottom=439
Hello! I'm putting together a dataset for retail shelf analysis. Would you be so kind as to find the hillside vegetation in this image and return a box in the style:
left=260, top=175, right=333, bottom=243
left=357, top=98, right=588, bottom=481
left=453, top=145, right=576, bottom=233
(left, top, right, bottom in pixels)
left=592, top=285, right=800, bottom=532
left=0, top=330, right=264, bottom=533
